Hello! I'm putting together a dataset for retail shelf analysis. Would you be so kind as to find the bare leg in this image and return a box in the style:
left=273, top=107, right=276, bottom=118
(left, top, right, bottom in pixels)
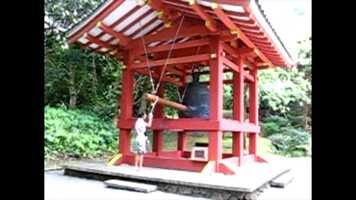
left=139, top=155, right=144, bottom=170
left=134, top=154, right=139, bottom=169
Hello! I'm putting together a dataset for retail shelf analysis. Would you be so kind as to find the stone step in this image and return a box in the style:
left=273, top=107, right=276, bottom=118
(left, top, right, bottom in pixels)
left=270, top=170, right=294, bottom=188
left=104, top=179, right=157, bottom=193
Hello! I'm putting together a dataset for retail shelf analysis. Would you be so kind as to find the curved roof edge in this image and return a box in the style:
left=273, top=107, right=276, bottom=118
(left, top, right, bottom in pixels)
left=251, top=0, right=296, bottom=67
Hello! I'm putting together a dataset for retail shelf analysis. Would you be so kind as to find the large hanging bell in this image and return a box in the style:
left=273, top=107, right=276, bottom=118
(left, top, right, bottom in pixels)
left=180, top=71, right=210, bottom=118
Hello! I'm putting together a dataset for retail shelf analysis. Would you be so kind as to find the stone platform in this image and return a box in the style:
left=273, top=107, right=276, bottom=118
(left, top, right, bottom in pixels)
left=63, top=161, right=289, bottom=199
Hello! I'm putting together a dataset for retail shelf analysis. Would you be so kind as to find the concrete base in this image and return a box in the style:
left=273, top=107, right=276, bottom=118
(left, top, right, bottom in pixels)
left=63, top=161, right=289, bottom=194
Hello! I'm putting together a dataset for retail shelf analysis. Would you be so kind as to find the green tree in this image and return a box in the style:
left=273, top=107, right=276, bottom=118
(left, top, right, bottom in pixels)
left=45, top=0, right=123, bottom=119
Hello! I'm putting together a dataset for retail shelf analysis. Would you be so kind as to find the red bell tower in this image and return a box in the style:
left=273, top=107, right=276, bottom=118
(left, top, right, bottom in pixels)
left=67, top=0, right=295, bottom=174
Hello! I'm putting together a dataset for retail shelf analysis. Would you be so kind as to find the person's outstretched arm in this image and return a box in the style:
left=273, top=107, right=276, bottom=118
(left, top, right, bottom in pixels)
left=146, top=113, right=153, bottom=127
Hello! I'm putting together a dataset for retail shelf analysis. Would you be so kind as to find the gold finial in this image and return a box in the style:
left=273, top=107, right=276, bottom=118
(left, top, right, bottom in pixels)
left=205, top=20, right=211, bottom=27
left=211, top=2, right=219, bottom=9
left=189, top=0, right=196, bottom=5
left=254, top=48, right=260, bottom=55
left=157, top=11, right=164, bottom=18
left=96, top=21, right=102, bottom=27
left=231, top=30, right=239, bottom=37
left=164, top=21, right=172, bottom=28
left=137, top=0, right=146, bottom=6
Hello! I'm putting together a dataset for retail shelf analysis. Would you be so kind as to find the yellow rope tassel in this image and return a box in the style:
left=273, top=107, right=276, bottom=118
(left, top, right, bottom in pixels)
left=107, top=153, right=122, bottom=166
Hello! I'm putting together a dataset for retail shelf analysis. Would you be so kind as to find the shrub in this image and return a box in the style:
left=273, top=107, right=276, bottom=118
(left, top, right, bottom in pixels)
left=261, top=115, right=290, bottom=137
left=44, top=106, right=118, bottom=160
left=268, top=127, right=311, bottom=157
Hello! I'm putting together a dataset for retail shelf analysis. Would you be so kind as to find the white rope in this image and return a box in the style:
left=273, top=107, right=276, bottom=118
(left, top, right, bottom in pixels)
left=138, top=20, right=155, bottom=93
left=136, top=15, right=186, bottom=114
left=154, top=15, right=186, bottom=94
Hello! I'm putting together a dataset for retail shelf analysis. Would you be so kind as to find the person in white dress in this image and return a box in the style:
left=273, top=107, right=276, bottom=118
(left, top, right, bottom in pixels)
left=133, top=112, right=153, bottom=171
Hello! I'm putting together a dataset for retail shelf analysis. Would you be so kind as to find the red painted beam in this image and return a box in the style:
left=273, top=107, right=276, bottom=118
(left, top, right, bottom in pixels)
left=79, top=31, right=106, bottom=47
left=222, top=57, right=254, bottom=82
left=250, top=39, right=273, bottom=47
left=97, top=22, right=130, bottom=46
left=68, top=0, right=125, bottom=44
left=244, top=32, right=267, bottom=40
left=220, top=42, right=238, bottom=58
left=118, top=118, right=220, bottom=131
left=236, top=47, right=255, bottom=55
left=123, top=154, right=206, bottom=172
left=146, top=0, right=180, bottom=25
left=212, top=7, right=254, bottom=48
left=132, top=54, right=211, bottom=69
left=240, top=28, right=264, bottom=36
left=135, top=69, right=183, bottom=86
left=188, top=0, right=217, bottom=32
left=233, top=21, right=260, bottom=30
left=210, top=4, right=272, bottom=67
left=165, top=66, right=184, bottom=77
left=254, top=46, right=279, bottom=54
left=85, top=34, right=114, bottom=50
left=134, top=38, right=210, bottom=56
left=132, top=24, right=210, bottom=46
left=118, top=118, right=260, bottom=132
left=220, top=119, right=260, bottom=133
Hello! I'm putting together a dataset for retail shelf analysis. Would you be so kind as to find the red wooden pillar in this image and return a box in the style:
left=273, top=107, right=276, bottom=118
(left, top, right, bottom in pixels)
left=209, top=36, right=224, bottom=172
left=118, top=50, right=134, bottom=156
left=249, top=66, right=258, bottom=156
left=232, top=57, right=244, bottom=165
left=177, top=132, right=187, bottom=152
left=152, top=82, right=165, bottom=156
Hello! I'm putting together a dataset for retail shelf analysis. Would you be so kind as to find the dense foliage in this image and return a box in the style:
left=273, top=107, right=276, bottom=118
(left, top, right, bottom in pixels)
left=269, top=127, right=311, bottom=157
left=45, top=106, right=118, bottom=160
left=262, top=115, right=311, bottom=156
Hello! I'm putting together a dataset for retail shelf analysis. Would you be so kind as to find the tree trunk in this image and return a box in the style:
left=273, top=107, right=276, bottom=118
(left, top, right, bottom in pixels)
left=69, top=95, right=77, bottom=109
left=92, top=54, right=98, bottom=96
left=68, top=64, right=77, bottom=109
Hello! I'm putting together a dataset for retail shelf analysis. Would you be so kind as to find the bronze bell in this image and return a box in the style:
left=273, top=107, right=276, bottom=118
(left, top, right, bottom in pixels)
left=180, top=71, right=210, bottom=118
